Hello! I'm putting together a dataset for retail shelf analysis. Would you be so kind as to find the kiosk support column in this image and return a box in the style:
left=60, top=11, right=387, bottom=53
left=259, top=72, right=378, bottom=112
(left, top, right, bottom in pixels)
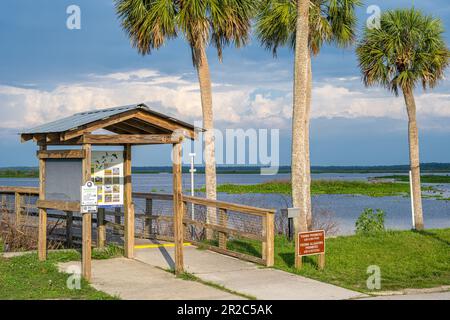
left=82, top=143, right=92, bottom=280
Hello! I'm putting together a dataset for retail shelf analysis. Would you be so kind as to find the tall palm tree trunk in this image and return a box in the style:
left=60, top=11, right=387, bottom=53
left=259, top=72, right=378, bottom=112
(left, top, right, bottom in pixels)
left=403, top=87, right=424, bottom=230
left=305, top=52, right=313, bottom=230
left=196, top=47, right=217, bottom=239
left=292, top=0, right=310, bottom=239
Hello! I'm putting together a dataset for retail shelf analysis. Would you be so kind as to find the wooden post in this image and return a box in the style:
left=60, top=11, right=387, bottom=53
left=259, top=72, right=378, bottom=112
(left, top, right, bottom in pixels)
left=97, top=208, right=106, bottom=248
left=218, top=208, right=227, bottom=249
left=262, top=216, right=267, bottom=261
left=265, top=212, right=275, bottom=267
left=82, top=143, right=92, bottom=281
left=172, top=142, right=184, bottom=275
left=318, top=253, right=325, bottom=270
left=38, top=145, right=47, bottom=261
left=124, top=144, right=134, bottom=259
left=14, top=192, right=21, bottom=225
left=114, top=207, right=121, bottom=235
left=145, top=198, right=153, bottom=237
left=66, top=211, right=73, bottom=247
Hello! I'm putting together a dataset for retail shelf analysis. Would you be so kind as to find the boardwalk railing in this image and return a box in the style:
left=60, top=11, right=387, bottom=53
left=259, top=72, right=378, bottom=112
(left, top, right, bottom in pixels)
left=1, top=187, right=275, bottom=267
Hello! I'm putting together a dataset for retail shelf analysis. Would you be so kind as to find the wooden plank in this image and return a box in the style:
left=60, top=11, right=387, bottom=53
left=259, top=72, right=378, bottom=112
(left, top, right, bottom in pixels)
left=318, top=253, right=325, bottom=270
left=133, top=192, right=173, bottom=201
left=36, top=199, right=80, bottom=211
left=122, top=118, right=162, bottom=134
left=265, top=213, right=275, bottom=267
left=182, top=195, right=276, bottom=216
left=0, top=186, right=39, bottom=195
left=82, top=134, right=181, bottom=145
left=183, top=218, right=265, bottom=242
left=81, top=143, right=92, bottom=281
left=97, top=208, right=106, bottom=249
left=114, top=207, right=121, bottom=235
left=37, top=150, right=85, bottom=159
left=124, top=144, right=134, bottom=259
left=38, top=145, right=47, bottom=261
left=173, top=142, right=184, bottom=275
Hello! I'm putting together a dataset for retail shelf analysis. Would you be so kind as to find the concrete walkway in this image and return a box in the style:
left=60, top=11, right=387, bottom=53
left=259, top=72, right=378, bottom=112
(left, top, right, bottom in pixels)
left=59, top=258, right=242, bottom=300
left=133, top=243, right=365, bottom=300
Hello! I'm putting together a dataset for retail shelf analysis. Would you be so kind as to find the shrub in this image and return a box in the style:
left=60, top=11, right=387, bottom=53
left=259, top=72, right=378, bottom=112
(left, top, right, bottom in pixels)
left=355, top=208, right=385, bottom=235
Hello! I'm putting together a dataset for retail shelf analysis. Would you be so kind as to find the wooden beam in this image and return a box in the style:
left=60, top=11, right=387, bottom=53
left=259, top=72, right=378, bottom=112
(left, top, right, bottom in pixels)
left=136, top=111, right=196, bottom=139
left=36, top=199, right=80, bottom=212
left=123, top=118, right=163, bottom=134
left=0, top=186, right=39, bottom=194
left=21, top=134, right=34, bottom=142
left=108, top=122, right=145, bottom=134
left=37, top=150, right=86, bottom=159
left=124, top=144, right=134, bottom=259
left=173, top=142, right=184, bottom=275
left=265, top=213, right=275, bottom=267
left=81, top=143, right=92, bottom=281
left=182, top=195, right=276, bottom=216
left=38, top=145, right=47, bottom=261
left=62, top=109, right=139, bottom=141
left=82, top=134, right=182, bottom=145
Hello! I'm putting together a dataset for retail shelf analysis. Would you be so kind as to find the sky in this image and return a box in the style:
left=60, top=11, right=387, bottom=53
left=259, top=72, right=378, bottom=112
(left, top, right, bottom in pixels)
left=0, top=0, right=449, bottom=167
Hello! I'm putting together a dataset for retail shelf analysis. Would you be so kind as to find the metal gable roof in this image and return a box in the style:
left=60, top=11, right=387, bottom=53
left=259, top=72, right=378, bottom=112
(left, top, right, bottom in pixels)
left=21, top=103, right=198, bottom=134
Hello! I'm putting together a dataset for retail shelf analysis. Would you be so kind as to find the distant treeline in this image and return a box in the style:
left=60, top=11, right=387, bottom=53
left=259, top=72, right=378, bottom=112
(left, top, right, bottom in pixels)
left=1, top=163, right=449, bottom=178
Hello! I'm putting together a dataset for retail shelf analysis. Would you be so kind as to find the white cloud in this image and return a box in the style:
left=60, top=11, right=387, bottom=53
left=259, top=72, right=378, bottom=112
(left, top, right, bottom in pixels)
left=0, top=68, right=448, bottom=133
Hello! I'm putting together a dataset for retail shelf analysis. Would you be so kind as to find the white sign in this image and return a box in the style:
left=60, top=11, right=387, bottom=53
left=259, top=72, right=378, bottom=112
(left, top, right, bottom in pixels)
left=81, top=181, right=98, bottom=213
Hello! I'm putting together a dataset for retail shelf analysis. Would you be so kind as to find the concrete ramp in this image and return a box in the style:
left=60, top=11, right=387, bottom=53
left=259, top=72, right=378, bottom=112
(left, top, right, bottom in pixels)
left=134, top=244, right=366, bottom=300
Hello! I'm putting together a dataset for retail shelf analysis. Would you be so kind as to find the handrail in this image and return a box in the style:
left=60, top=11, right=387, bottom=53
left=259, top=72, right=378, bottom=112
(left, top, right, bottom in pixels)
left=0, top=186, right=39, bottom=195
left=182, top=195, right=276, bottom=216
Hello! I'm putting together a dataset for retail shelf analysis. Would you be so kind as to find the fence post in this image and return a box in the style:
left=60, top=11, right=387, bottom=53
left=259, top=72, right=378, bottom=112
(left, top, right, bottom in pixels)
left=114, top=207, right=121, bottom=235
left=145, top=198, right=153, bottom=238
left=14, top=192, right=21, bottom=225
left=265, top=212, right=275, bottom=267
left=66, top=211, right=73, bottom=247
left=97, top=208, right=106, bottom=248
left=218, top=208, right=227, bottom=249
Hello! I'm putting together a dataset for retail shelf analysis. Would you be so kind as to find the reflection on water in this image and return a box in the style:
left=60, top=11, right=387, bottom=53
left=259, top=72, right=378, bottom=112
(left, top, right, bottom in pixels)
left=1, top=172, right=449, bottom=235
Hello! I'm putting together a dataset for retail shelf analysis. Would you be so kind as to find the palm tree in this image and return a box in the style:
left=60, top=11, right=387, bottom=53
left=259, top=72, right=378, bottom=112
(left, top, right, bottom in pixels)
left=115, top=0, right=254, bottom=234
left=356, top=8, right=449, bottom=230
left=256, top=0, right=360, bottom=228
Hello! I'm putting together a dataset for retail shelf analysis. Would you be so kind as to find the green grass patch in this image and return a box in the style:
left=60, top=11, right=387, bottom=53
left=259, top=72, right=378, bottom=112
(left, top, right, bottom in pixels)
left=374, top=175, right=450, bottom=184
left=0, top=246, right=122, bottom=299
left=0, top=169, right=38, bottom=178
left=227, top=229, right=450, bottom=293
left=203, top=180, right=435, bottom=197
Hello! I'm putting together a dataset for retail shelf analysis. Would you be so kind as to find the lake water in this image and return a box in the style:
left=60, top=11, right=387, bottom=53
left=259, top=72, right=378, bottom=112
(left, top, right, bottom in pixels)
left=1, top=172, right=449, bottom=235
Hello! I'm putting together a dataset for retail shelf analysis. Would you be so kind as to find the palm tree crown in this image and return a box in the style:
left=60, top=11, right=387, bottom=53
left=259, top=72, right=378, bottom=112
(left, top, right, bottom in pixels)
left=256, top=0, right=361, bottom=56
left=356, top=8, right=450, bottom=95
left=115, top=0, right=255, bottom=66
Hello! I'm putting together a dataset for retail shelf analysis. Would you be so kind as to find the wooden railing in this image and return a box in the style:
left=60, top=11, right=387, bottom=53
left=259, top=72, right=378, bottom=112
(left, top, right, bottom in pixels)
left=1, top=187, right=275, bottom=266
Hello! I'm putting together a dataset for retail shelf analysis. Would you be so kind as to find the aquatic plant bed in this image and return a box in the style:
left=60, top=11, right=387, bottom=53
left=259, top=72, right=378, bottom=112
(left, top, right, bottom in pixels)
left=373, top=175, right=450, bottom=184
left=207, top=180, right=436, bottom=197
left=226, top=228, right=450, bottom=293
left=0, top=247, right=121, bottom=299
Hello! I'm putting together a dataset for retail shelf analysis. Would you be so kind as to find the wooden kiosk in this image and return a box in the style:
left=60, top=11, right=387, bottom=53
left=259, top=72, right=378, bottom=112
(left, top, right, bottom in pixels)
left=20, top=104, right=198, bottom=280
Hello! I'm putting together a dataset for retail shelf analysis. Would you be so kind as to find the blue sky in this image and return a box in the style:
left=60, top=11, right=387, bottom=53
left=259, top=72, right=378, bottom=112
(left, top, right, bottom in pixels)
left=0, top=0, right=449, bottom=167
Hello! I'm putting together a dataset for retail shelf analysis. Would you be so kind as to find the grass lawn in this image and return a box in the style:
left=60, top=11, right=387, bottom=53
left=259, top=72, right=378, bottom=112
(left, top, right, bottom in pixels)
left=227, top=229, right=450, bottom=293
left=205, top=180, right=436, bottom=197
left=0, top=246, right=122, bottom=300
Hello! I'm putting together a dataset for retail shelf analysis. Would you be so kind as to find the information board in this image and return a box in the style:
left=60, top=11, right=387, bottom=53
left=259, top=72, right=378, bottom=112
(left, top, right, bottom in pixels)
left=91, top=151, right=124, bottom=208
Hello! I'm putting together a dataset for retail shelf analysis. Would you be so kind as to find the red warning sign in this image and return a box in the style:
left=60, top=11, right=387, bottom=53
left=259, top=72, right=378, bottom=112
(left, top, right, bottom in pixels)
left=298, top=230, right=325, bottom=256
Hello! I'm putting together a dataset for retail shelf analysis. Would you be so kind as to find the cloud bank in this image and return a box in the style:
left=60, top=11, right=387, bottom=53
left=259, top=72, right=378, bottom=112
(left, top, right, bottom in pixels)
left=0, top=68, right=448, bottom=132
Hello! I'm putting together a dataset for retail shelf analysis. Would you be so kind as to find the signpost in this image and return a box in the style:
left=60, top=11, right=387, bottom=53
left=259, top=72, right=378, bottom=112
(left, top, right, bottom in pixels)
left=297, top=230, right=325, bottom=270
left=81, top=181, right=98, bottom=214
